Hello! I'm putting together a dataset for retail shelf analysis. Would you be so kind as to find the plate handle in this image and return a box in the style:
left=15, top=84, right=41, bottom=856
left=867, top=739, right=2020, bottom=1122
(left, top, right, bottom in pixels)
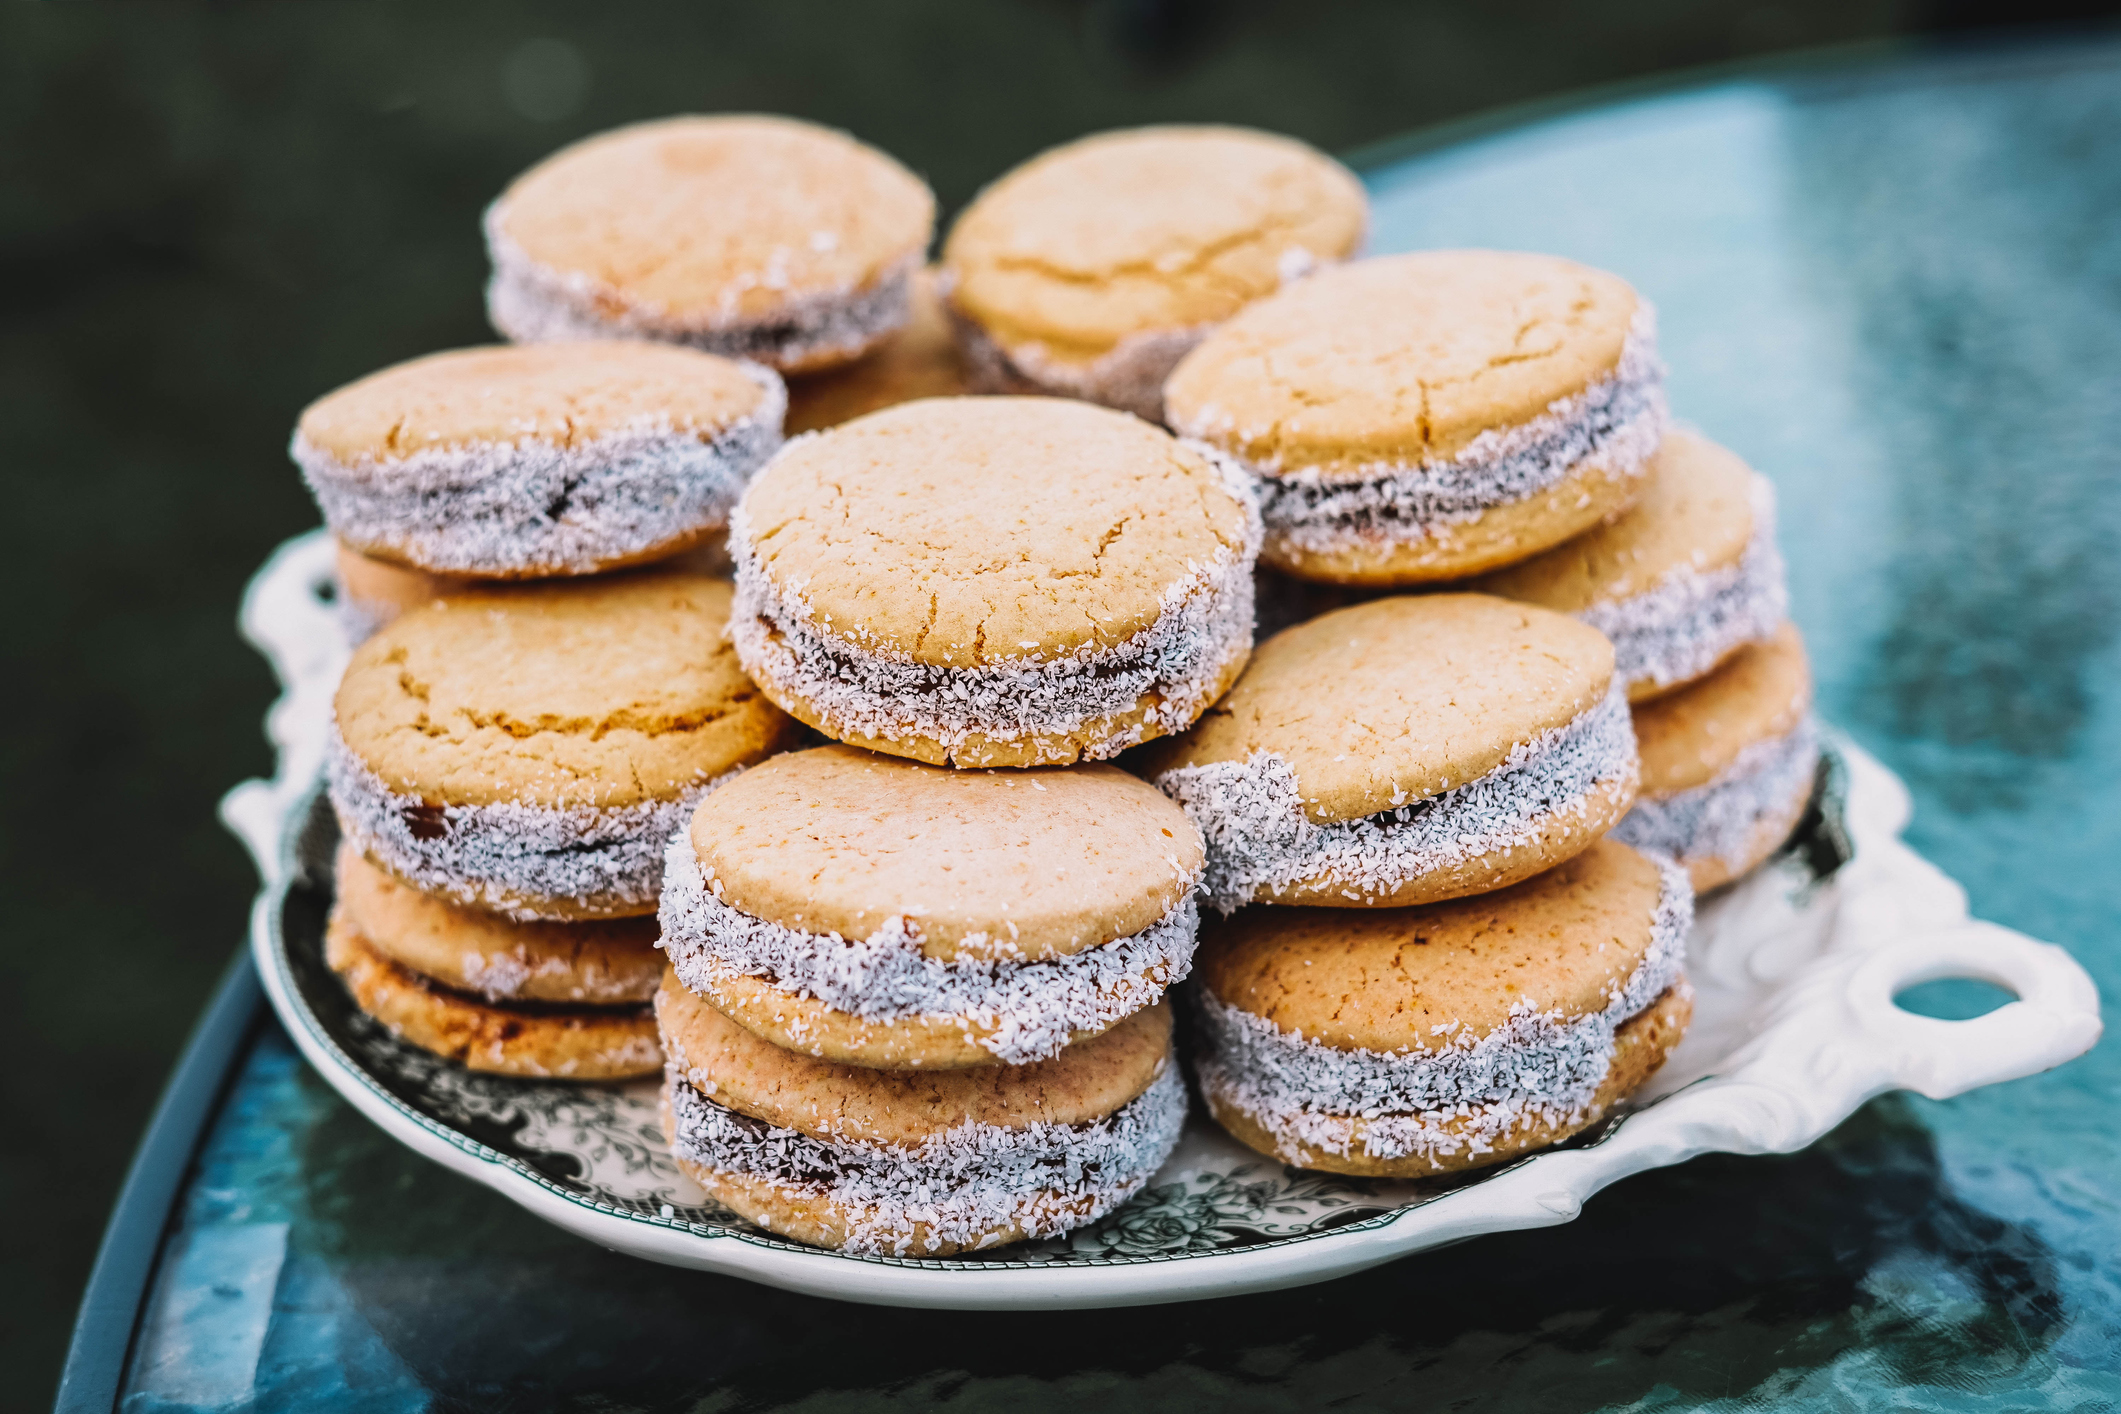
left=1843, top=920, right=2102, bottom=1100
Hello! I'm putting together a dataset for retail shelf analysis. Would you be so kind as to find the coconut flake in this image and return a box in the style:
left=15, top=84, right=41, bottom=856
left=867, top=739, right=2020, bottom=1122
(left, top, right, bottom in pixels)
left=664, top=1056, right=1187, bottom=1256
left=486, top=200, right=916, bottom=369
left=1614, top=714, right=1821, bottom=874
left=1194, top=854, right=1691, bottom=1167
left=293, top=366, right=784, bottom=577
left=1156, top=680, right=1639, bottom=912
left=1182, top=305, right=1666, bottom=558
left=658, top=832, right=1200, bottom=1065
left=953, top=314, right=1211, bottom=424
left=1581, top=474, right=1787, bottom=695
left=326, top=725, right=740, bottom=921
left=727, top=451, right=1262, bottom=761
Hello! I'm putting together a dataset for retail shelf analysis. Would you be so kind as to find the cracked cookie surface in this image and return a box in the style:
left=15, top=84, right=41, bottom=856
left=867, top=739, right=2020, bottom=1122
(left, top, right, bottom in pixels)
left=333, top=571, right=798, bottom=810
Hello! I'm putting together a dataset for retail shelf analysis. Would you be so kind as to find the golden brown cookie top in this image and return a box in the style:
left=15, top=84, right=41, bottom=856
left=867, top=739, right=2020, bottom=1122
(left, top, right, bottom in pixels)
left=688, top=744, right=1201, bottom=958
left=1144, top=594, right=1615, bottom=824
left=492, top=115, right=934, bottom=325
left=1474, top=431, right=1756, bottom=612
left=1165, top=250, right=1642, bottom=478
left=335, top=844, right=661, bottom=1003
left=943, top=126, right=1366, bottom=364
left=1196, top=838, right=1667, bottom=1051
left=785, top=269, right=972, bottom=435
left=1635, top=621, right=1811, bottom=795
left=739, top=396, right=1253, bottom=666
left=657, top=977, right=1170, bottom=1145
left=296, top=342, right=770, bottom=466
left=334, top=573, right=795, bottom=810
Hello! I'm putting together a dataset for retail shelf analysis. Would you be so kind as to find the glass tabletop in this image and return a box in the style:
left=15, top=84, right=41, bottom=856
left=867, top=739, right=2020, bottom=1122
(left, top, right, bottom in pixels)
left=116, top=34, right=2121, bottom=1412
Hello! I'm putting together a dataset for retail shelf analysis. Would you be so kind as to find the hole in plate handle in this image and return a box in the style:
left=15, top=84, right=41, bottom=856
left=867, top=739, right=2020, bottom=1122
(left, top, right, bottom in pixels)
left=1892, top=977, right=2018, bottom=1021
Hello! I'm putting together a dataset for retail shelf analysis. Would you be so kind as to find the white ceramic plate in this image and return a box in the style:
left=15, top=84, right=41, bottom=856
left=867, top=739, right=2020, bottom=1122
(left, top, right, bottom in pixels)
left=222, top=532, right=2103, bottom=1310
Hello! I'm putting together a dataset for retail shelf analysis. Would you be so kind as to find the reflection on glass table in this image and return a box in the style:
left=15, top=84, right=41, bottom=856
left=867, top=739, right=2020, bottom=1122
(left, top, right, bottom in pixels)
left=95, top=33, right=2121, bottom=1413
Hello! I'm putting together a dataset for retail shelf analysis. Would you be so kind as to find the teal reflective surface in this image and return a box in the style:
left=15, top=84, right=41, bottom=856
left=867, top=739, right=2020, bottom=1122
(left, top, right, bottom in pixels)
left=125, top=36, right=2120, bottom=1412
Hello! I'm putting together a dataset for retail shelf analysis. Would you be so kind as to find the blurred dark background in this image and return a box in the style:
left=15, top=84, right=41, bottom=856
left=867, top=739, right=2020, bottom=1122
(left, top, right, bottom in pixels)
left=3, top=1, right=2115, bottom=1407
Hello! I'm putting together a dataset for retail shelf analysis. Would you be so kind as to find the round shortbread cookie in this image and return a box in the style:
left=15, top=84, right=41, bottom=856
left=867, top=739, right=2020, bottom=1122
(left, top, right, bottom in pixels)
left=336, top=843, right=661, bottom=1003
left=294, top=342, right=782, bottom=578
left=785, top=269, right=973, bottom=435
left=1615, top=621, right=1819, bottom=892
left=656, top=979, right=1183, bottom=1254
left=943, top=126, right=1367, bottom=421
left=1474, top=430, right=1786, bottom=700
left=330, top=572, right=799, bottom=921
left=1145, top=594, right=1638, bottom=911
left=486, top=115, right=935, bottom=373
left=1165, top=250, right=1668, bottom=583
left=729, top=397, right=1261, bottom=768
left=657, top=744, right=1204, bottom=1067
left=1193, top=837, right=1692, bottom=1176
left=327, top=907, right=660, bottom=1079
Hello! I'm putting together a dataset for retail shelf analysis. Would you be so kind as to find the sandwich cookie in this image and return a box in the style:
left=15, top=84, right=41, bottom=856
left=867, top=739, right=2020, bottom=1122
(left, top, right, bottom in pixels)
left=1147, top=594, right=1639, bottom=912
left=658, top=979, right=1185, bottom=1254
left=784, top=268, right=973, bottom=435
left=486, top=115, right=935, bottom=373
left=334, top=541, right=465, bottom=645
left=943, top=125, right=1367, bottom=422
left=295, top=342, right=782, bottom=579
left=1474, top=430, right=1786, bottom=700
left=1193, top=838, right=1692, bottom=1175
left=1615, top=622, right=1820, bottom=891
left=730, top=397, right=1261, bottom=768
left=335, top=844, right=663, bottom=1004
left=327, top=847, right=661, bottom=1079
left=658, top=745, right=1204, bottom=1068
left=1165, top=251, right=1668, bottom=583
left=330, top=573, right=799, bottom=921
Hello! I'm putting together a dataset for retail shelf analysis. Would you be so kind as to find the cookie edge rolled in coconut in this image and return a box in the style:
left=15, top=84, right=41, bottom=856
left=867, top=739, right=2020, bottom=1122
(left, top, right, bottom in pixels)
left=1180, top=304, right=1667, bottom=563
left=1613, top=713, right=1822, bottom=886
left=661, top=1050, right=1187, bottom=1256
left=1156, top=678, right=1640, bottom=912
left=657, top=830, right=1202, bottom=1065
left=1192, top=852, right=1692, bottom=1169
left=293, top=364, right=786, bottom=578
left=727, top=448, right=1263, bottom=766
left=485, top=200, right=918, bottom=371
left=1581, top=472, right=1789, bottom=698
left=326, top=723, right=743, bottom=921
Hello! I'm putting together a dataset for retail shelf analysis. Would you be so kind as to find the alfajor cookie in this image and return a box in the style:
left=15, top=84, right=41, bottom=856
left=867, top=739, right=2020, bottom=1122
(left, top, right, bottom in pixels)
left=1615, top=621, right=1820, bottom=892
left=329, top=572, right=799, bottom=921
left=334, top=541, right=464, bottom=645
left=295, top=342, right=782, bottom=579
left=729, top=397, right=1261, bottom=768
left=326, top=909, right=660, bottom=1080
left=486, top=116, right=935, bottom=373
left=785, top=269, right=973, bottom=435
left=1165, top=250, right=1668, bottom=583
left=943, top=125, right=1367, bottom=422
left=1193, top=838, right=1692, bottom=1176
left=658, top=979, right=1185, bottom=1254
left=1474, top=430, right=1785, bottom=700
left=1146, top=594, right=1638, bottom=912
left=658, top=745, right=1203, bottom=1068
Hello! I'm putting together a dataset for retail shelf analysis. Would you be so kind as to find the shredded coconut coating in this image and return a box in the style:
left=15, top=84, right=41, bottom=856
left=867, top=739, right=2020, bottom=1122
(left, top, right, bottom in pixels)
left=658, top=833, right=1200, bottom=1065
left=665, top=1057, right=1187, bottom=1255
left=293, top=367, right=784, bottom=577
left=1222, top=307, right=1667, bottom=557
left=1195, top=855, right=1691, bottom=1167
left=1582, top=474, right=1788, bottom=696
left=1157, top=681, right=1639, bottom=912
left=952, top=311, right=1209, bottom=424
left=327, top=726, right=738, bottom=920
left=487, top=201, right=916, bottom=369
left=1615, top=715, right=1821, bottom=873
left=728, top=454, right=1262, bottom=761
